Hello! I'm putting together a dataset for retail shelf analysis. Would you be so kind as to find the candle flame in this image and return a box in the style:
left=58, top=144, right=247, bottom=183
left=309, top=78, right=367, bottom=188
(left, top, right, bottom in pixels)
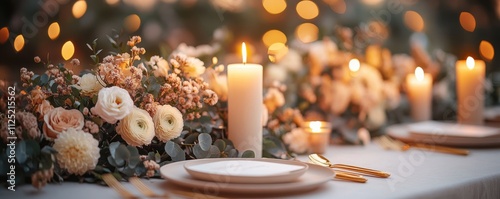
left=415, top=67, right=424, bottom=81
left=309, top=121, right=322, bottom=133
left=349, top=58, right=360, bottom=72
left=242, top=42, right=247, bottom=64
left=466, top=56, right=475, bottom=70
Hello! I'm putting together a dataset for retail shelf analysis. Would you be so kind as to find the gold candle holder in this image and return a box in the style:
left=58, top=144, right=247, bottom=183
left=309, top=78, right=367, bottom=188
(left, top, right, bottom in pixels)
left=303, top=121, right=332, bottom=154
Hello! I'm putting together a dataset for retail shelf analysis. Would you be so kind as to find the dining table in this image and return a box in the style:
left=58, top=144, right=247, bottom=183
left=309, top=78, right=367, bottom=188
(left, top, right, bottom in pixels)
left=3, top=142, right=500, bottom=199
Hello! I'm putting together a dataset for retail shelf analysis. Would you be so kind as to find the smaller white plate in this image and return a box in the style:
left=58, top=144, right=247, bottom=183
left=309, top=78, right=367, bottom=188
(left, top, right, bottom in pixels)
left=386, top=123, right=500, bottom=147
left=183, top=158, right=308, bottom=184
left=160, top=160, right=333, bottom=194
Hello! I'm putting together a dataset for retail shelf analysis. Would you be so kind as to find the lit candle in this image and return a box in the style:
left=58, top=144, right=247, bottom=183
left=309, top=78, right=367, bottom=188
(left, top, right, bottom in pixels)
left=406, top=67, right=432, bottom=121
left=349, top=58, right=361, bottom=76
left=456, top=56, right=485, bottom=125
left=304, top=121, right=331, bottom=154
left=228, top=42, right=263, bottom=158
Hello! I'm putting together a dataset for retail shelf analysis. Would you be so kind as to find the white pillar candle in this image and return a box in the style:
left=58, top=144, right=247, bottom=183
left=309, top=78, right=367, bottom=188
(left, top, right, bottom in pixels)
left=456, top=56, right=485, bottom=125
left=228, top=43, right=263, bottom=158
left=406, top=67, right=432, bottom=121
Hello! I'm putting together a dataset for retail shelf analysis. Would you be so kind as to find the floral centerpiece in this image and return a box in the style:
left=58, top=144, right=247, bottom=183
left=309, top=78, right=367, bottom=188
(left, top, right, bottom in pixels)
left=0, top=35, right=253, bottom=189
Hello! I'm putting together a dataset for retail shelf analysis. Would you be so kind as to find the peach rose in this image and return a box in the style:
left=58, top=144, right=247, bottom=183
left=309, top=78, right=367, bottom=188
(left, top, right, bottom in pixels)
left=43, top=107, right=84, bottom=140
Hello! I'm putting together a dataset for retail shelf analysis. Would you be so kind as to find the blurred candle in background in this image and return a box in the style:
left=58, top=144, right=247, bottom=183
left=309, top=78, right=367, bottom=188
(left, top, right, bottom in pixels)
left=228, top=42, right=263, bottom=158
left=406, top=67, right=432, bottom=121
left=304, top=121, right=331, bottom=154
left=456, top=56, right=485, bottom=125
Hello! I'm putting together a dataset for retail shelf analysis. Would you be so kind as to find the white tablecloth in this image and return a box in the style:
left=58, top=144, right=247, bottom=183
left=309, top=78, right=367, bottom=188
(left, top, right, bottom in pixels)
left=3, top=143, right=500, bottom=199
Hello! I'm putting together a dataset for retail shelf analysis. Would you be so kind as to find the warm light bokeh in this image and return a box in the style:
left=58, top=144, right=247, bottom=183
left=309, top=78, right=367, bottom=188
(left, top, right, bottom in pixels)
left=0, top=27, right=8, bottom=44
left=106, top=0, right=120, bottom=6
left=48, top=22, right=60, bottom=40
left=404, top=11, right=424, bottom=32
left=263, top=0, right=286, bottom=14
left=262, top=29, right=287, bottom=47
left=324, top=0, right=346, bottom=14
left=72, top=0, right=87, bottom=19
left=124, top=14, right=141, bottom=32
left=459, top=12, right=476, bottom=32
left=349, top=59, right=360, bottom=72
left=296, top=0, right=319, bottom=20
left=268, top=42, right=288, bottom=63
left=62, top=41, right=75, bottom=60
left=479, top=40, right=494, bottom=61
left=295, top=23, right=319, bottom=43
left=14, top=35, right=25, bottom=52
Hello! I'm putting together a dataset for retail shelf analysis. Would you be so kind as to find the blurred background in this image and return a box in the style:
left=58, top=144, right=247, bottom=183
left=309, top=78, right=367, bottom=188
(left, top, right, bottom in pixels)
left=0, top=0, right=498, bottom=83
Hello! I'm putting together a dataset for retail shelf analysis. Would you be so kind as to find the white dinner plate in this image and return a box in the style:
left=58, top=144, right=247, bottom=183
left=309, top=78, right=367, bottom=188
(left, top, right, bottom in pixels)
left=160, top=159, right=334, bottom=194
left=386, top=123, right=500, bottom=147
left=183, top=158, right=308, bottom=184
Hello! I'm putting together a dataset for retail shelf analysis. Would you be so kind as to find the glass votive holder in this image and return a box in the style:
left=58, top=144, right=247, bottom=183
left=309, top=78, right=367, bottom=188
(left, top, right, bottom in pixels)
left=303, top=121, right=332, bottom=154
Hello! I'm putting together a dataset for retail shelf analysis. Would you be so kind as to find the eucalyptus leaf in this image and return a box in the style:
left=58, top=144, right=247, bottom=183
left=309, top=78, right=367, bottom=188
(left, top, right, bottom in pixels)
left=114, top=144, right=130, bottom=167
left=109, top=142, right=120, bottom=159
left=198, top=116, right=212, bottom=124
left=201, top=124, right=213, bottom=134
left=41, top=146, right=57, bottom=154
left=127, top=146, right=141, bottom=168
left=228, top=149, right=238, bottom=158
left=184, top=133, right=199, bottom=144
left=165, top=141, right=179, bottom=157
left=208, top=146, right=221, bottom=158
left=40, top=74, right=49, bottom=85
left=107, top=156, right=117, bottom=167
left=51, top=83, right=58, bottom=93
left=214, top=139, right=226, bottom=152
left=193, top=144, right=209, bottom=159
left=24, top=139, right=40, bottom=156
left=15, top=140, right=27, bottom=164
left=241, top=150, right=255, bottom=158
left=198, top=133, right=212, bottom=151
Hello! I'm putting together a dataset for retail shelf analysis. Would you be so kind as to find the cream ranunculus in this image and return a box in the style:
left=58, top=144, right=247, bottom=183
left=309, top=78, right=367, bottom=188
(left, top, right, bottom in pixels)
left=116, top=107, right=155, bottom=146
left=43, top=107, right=84, bottom=140
left=91, top=86, right=134, bottom=124
left=153, top=105, right=184, bottom=142
left=53, top=128, right=100, bottom=175
left=73, top=73, right=105, bottom=97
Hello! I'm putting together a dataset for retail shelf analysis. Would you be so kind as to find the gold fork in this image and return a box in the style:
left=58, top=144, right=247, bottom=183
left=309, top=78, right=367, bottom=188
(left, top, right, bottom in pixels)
left=102, top=174, right=138, bottom=199
left=377, top=136, right=469, bottom=156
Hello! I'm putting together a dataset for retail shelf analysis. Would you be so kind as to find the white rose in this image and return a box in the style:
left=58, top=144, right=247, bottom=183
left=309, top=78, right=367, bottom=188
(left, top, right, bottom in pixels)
left=153, top=105, right=184, bottom=142
left=91, top=86, right=134, bottom=124
left=116, top=107, right=155, bottom=146
left=73, top=73, right=105, bottom=97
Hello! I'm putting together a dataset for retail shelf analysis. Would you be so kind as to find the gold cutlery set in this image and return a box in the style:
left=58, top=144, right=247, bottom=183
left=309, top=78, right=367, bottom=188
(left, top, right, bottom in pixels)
left=377, top=135, right=470, bottom=156
left=308, top=135, right=469, bottom=183
left=308, top=154, right=390, bottom=183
